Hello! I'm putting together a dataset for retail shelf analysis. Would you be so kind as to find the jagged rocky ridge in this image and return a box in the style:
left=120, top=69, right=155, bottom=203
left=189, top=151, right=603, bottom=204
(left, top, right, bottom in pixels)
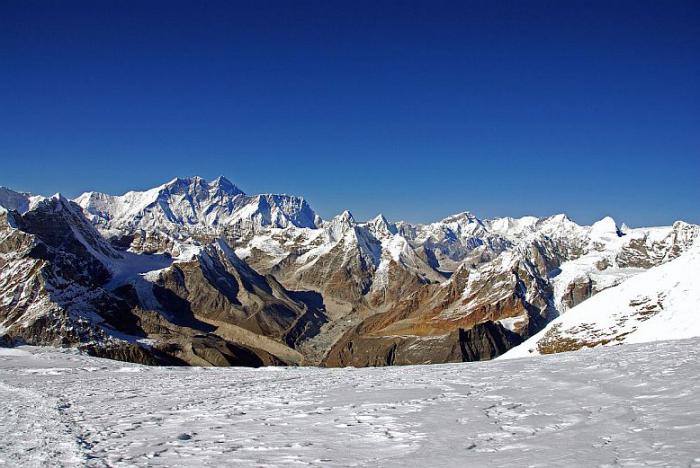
left=1, top=176, right=697, bottom=366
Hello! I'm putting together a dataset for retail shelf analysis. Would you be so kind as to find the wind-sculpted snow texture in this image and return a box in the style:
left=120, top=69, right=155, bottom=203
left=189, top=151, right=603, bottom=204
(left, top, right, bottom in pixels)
left=1, top=176, right=699, bottom=366
left=1, top=339, right=699, bottom=467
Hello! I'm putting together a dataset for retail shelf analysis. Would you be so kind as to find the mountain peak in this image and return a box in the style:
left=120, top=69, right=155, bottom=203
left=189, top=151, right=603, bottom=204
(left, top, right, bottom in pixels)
left=209, top=176, right=244, bottom=196
left=158, top=176, right=245, bottom=198
left=160, top=176, right=192, bottom=192
left=324, top=210, right=356, bottom=240
left=367, top=213, right=397, bottom=236
left=370, top=213, right=388, bottom=223
left=548, top=213, right=573, bottom=223
left=338, top=210, right=355, bottom=223
left=440, top=211, right=480, bottom=224
left=590, top=216, right=621, bottom=239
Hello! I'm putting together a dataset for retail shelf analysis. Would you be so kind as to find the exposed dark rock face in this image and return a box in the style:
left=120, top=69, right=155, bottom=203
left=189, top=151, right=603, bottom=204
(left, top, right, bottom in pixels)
left=150, top=242, right=328, bottom=348
left=617, top=238, right=662, bottom=269
left=458, top=322, right=523, bottom=361
left=14, top=197, right=116, bottom=288
left=561, top=277, right=595, bottom=310
left=323, top=331, right=464, bottom=367
left=323, top=321, right=521, bottom=367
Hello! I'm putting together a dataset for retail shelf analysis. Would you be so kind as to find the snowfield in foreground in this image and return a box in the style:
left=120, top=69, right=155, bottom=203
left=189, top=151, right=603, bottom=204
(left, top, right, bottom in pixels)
left=2, top=340, right=700, bottom=467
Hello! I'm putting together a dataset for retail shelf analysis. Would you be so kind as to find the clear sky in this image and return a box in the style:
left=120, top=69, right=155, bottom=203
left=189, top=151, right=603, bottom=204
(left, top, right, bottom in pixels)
left=1, top=1, right=698, bottom=226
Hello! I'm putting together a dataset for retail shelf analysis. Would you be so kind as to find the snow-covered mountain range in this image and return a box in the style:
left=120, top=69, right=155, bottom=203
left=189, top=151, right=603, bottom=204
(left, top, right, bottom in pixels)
left=1, top=176, right=698, bottom=366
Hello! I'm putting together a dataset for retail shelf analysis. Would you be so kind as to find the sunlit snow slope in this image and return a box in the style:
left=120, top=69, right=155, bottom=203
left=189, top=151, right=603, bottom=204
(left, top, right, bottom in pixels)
left=503, top=241, right=700, bottom=358
left=2, top=340, right=700, bottom=467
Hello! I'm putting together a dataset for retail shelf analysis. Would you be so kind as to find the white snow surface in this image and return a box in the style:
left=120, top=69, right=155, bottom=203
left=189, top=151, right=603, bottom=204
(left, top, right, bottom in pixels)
left=504, top=241, right=700, bottom=359
left=2, top=340, right=700, bottom=467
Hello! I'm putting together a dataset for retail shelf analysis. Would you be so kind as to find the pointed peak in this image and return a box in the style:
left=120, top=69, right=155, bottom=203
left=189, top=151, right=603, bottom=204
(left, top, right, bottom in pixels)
left=211, top=175, right=231, bottom=185
left=209, top=176, right=244, bottom=196
left=370, top=213, right=389, bottom=224
left=163, top=176, right=190, bottom=188
left=441, top=211, right=479, bottom=222
left=31, top=193, right=72, bottom=213
left=535, top=214, right=581, bottom=234
left=367, top=213, right=397, bottom=236
left=337, top=210, right=355, bottom=223
left=324, top=210, right=357, bottom=241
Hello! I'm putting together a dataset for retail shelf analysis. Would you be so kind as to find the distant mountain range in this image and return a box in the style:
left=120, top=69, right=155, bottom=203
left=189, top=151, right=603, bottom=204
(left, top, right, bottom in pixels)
left=1, top=176, right=698, bottom=366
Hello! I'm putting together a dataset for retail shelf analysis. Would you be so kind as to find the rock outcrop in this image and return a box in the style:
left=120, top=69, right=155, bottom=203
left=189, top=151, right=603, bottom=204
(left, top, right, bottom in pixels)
left=323, top=321, right=522, bottom=367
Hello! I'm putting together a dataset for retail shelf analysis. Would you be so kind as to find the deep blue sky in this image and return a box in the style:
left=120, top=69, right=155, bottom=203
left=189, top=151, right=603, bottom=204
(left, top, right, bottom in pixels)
left=1, top=1, right=698, bottom=226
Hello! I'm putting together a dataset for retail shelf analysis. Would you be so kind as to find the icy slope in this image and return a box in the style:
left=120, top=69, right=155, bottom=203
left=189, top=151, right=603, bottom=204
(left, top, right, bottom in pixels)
left=2, top=339, right=700, bottom=467
left=503, top=240, right=700, bottom=358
